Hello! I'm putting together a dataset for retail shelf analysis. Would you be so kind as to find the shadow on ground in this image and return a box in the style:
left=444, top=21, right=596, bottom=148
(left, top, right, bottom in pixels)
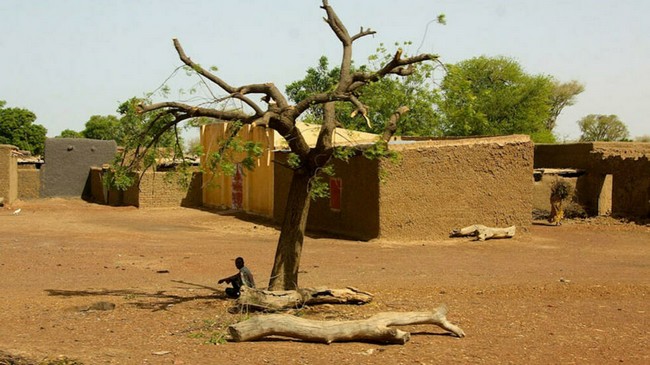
left=44, top=280, right=229, bottom=312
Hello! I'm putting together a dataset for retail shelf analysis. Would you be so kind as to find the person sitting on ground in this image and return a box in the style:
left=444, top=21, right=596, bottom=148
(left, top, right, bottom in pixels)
left=218, top=257, right=255, bottom=298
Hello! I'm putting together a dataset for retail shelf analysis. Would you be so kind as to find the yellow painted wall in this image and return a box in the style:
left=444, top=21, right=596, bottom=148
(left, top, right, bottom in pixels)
left=201, top=123, right=275, bottom=217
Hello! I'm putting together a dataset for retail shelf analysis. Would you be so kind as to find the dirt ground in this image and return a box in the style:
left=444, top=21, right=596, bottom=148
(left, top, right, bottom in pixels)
left=0, top=198, right=648, bottom=365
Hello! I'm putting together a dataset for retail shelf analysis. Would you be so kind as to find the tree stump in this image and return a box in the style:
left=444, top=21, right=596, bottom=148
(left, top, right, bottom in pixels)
left=450, top=224, right=516, bottom=241
left=228, top=305, right=464, bottom=344
left=236, top=286, right=373, bottom=311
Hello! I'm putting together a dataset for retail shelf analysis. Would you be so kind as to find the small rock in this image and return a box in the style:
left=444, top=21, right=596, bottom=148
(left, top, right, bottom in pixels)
left=360, top=349, right=375, bottom=356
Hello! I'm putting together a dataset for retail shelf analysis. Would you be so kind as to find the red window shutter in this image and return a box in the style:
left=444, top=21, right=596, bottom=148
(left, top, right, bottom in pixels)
left=330, top=177, right=342, bottom=211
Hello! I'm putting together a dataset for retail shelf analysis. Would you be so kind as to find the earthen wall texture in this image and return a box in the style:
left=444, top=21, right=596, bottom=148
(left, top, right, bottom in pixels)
left=274, top=153, right=381, bottom=240
left=535, top=142, right=650, bottom=218
left=0, top=145, right=18, bottom=203
left=137, top=170, right=203, bottom=208
left=534, top=143, right=593, bottom=169
left=40, top=138, right=117, bottom=197
left=379, top=136, right=534, bottom=240
left=17, top=169, right=41, bottom=200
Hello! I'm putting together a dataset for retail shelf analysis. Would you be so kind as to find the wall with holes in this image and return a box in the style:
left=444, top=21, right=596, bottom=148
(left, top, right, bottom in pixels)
left=40, top=138, right=117, bottom=198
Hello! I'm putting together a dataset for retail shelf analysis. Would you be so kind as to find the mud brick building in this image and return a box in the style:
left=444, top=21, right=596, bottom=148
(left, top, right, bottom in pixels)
left=535, top=142, right=650, bottom=218
left=202, top=123, right=533, bottom=240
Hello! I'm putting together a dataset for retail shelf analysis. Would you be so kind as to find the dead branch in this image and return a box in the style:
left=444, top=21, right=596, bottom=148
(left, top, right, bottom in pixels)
left=236, top=286, right=373, bottom=312
left=228, top=305, right=465, bottom=343
left=450, top=225, right=516, bottom=241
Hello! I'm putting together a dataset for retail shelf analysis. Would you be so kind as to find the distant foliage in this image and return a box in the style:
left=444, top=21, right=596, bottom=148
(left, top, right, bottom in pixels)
left=0, top=100, right=47, bottom=155
left=286, top=47, right=442, bottom=137
left=60, top=99, right=183, bottom=148
left=57, top=129, right=83, bottom=138
left=438, top=56, right=555, bottom=142
left=81, top=115, right=121, bottom=141
left=546, top=80, right=584, bottom=131
left=578, top=114, right=630, bottom=142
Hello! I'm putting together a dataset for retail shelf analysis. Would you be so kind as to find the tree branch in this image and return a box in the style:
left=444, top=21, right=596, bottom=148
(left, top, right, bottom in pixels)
left=381, top=106, right=410, bottom=142
left=351, top=27, right=376, bottom=42
left=172, top=38, right=268, bottom=115
left=350, top=52, right=439, bottom=90
left=138, top=101, right=255, bottom=123
left=320, top=0, right=351, bottom=45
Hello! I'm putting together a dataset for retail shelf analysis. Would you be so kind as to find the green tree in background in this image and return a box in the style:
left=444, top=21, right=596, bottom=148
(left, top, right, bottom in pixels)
left=546, top=80, right=584, bottom=131
left=57, top=129, right=83, bottom=138
left=0, top=100, right=47, bottom=155
left=578, top=114, right=630, bottom=141
left=285, top=56, right=339, bottom=121
left=81, top=115, right=120, bottom=141
left=438, top=56, right=556, bottom=142
left=286, top=45, right=441, bottom=137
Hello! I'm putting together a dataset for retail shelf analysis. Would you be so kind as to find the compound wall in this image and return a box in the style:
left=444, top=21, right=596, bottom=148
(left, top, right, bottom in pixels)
left=379, top=135, right=534, bottom=240
left=138, top=170, right=203, bottom=208
left=273, top=151, right=381, bottom=240
left=273, top=135, right=533, bottom=241
left=535, top=143, right=650, bottom=218
left=40, top=138, right=117, bottom=198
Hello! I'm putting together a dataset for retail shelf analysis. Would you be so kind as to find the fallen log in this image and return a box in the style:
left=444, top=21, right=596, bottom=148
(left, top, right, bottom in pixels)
left=236, top=286, right=373, bottom=311
left=450, top=224, right=516, bottom=241
left=228, top=305, right=464, bottom=344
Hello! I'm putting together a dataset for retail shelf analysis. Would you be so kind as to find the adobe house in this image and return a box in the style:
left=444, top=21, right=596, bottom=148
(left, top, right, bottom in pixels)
left=200, top=122, right=379, bottom=218
left=202, top=123, right=534, bottom=240
left=534, top=142, right=650, bottom=218
left=88, top=165, right=203, bottom=208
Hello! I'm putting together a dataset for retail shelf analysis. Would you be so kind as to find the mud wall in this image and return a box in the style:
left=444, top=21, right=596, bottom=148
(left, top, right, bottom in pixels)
left=535, top=143, right=650, bottom=218
left=379, top=135, right=534, bottom=240
left=138, top=170, right=203, bottom=208
left=40, top=138, right=117, bottom=198
left=273, top=152, right=381, bottom=240
left=17, top=168, right=41, bottom=200
left=0, top=145, right=18, bottom=204
left=87, top=168, right=202, bottom=208
left=534, top=143, right=593, bottom=169
left=590, top=144, right=650, bottom=217
left=201, top=123, right=275, bottom=216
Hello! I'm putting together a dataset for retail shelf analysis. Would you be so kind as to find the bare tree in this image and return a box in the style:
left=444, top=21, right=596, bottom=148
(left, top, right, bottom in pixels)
left=134, top=0, right=439, bottom=290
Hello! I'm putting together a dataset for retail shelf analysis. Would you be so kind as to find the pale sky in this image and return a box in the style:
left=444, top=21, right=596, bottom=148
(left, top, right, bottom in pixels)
left=1, top=0, right=649, bottom=141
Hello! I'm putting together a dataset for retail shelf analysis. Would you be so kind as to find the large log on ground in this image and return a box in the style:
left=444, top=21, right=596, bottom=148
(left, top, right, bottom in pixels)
left=450, top=224, right=516, bottom=241
left=228, top=305, right=465, bottom=344
left=236, top=286, right=373, bottom=311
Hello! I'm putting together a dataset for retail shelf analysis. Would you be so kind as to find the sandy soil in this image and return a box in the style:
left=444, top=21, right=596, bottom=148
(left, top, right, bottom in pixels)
left=0, top=198, right=648, bottom=364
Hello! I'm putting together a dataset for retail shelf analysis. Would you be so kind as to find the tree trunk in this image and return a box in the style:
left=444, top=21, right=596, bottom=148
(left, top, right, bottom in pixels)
left=268, top=168, right=313, bottom=291
left=228, top=305, right=465, bottom=344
